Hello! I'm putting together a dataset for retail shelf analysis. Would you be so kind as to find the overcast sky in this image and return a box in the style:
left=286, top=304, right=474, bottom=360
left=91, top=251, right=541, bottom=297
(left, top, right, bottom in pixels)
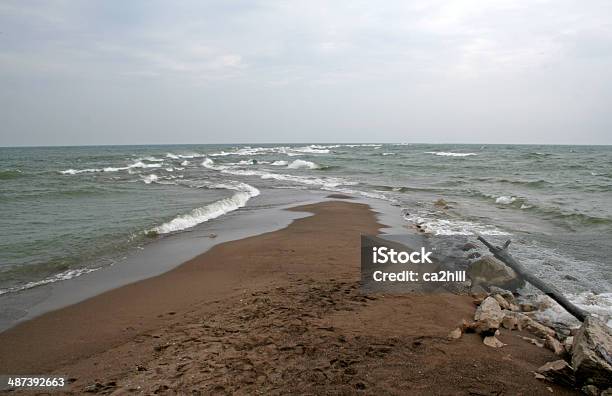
left=1, top=0, right=611, bottom=146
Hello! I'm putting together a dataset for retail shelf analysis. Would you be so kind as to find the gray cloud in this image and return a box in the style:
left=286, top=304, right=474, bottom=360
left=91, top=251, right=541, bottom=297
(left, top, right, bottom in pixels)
left=1, top=0, right=611, bottom=145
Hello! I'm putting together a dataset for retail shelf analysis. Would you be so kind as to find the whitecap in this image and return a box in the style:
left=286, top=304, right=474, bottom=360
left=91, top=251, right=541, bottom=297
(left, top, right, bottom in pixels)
left=60, top=168, right=98, bottom=175
left=142, top=174, right=159, bottom=184
left=291, top=145, right=330, bottom=154
left=143, top=156, right=164, bottom=162
left=288, top=159, right=321, bottom=169
left=495, top=196, right=516, bottom=205
left=148, top=182, right=260, bottom=234
left=425, top=151, right=477, bottom=157
left=202, top=157, right=351, bottom=189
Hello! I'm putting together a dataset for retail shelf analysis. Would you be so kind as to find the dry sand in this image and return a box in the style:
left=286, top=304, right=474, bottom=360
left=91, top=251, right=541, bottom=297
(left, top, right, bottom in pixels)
left=0, top=201, right=577, bottom=395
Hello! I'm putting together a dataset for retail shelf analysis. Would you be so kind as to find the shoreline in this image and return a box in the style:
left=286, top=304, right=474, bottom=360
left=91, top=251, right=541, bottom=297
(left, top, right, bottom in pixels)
left=0, top=189, right=332, bottom=332
left=0, top=200, right=577, bottom=394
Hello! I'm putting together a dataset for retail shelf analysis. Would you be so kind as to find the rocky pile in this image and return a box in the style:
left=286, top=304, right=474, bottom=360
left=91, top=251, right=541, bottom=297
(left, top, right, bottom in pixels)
left=448, top=286, right=612, bottom=395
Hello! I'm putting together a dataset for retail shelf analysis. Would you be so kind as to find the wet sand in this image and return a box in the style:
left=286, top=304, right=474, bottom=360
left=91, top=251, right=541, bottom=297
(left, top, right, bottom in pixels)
left=0, top=201, right=576, bottom=394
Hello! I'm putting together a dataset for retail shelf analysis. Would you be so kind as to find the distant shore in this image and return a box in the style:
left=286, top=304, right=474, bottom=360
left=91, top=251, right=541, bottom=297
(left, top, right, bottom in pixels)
left=0, top=200, right=576, bottom=394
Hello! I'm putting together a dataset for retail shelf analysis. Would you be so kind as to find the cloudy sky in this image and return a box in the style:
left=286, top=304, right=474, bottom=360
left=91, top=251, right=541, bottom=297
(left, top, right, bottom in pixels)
left=1, top=0, right=611, bottom=146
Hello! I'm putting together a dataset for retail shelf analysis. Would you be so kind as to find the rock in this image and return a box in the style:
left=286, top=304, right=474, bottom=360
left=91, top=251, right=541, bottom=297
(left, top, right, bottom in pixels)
left=537, top=359, right=575, bottom=387
left=448, top=328, right=462, bottom=340
left=489, top=286, right=516, bottom=303
left=493, top=294, right=510, bottom=310
left=581, top=385, right=600, bottom=396
left=503, top=311, right=533, bottom=331
left=470, top=285, right=489, bottom=304
left=521, top=336, right=545, bottom=348
left=501, top=312, right=519, bottom=330
left=564, top=336, right=574, bottom=353
left=462, top=242, right=478, bottom=251
left=467, top=256, right=525, bottom=291
left=544, top=335, right=565, bottom=355
left=467, top=252, right=481, bottom=259
left=208, top=233, right=217, bottom=238
left=601, top=388, right=612, bottom=396
left=434, top=198, right=449, bottom=208
left=473, top=297, right=504, bottom=334
left=571, top=316, right=612, bottom=388
left=461, top=319, right=476, bottom=333
left=483, top=336, right=505, bottom=348
left=520, top=303, right=536, bottom=312
left=523, top=317, right=557, bottom=339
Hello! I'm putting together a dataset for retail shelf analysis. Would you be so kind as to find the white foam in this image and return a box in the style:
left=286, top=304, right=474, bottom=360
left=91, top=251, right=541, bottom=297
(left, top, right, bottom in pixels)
left=324, top=187, right=399, bottom=204
left=0, top=267, right=101, bottom=296
left=271, top=160, right=288, bottom=166
left=142, top=174, right=159, bottom=184
left=177, top=153, right=202, bottom=159
left=531, top=292, right=612, bottom=329
left=382, top=152, right=395, bottom=156
left=288, top=159, right=320, bottom=169
left=202, top=157, right=351, bottom=189
left=495, top=196, right=516, bottom=205
left=60, top=168, right=100, bottom=175
left=232, top=159, right=269, bottom=166
left=202, top=158, right=218, bottom=169
left=60, top=160, right=163, bottom=175
left=166, top=153, right=179, bottom=159
left=291, top=145, right=330, bottom=154
left=209, top=145, right=333, bottom=157
left=425, top=151, right=477, bottom=157
left=404, top=213, right=510, bottom=236
left=143, top=156, right=164, bottom=162
left=341, top=144, right=382, bottom=148
left=130, top=161, right=162, bottom=169
left=180, top=160, right=190, bottom=166
left=149, top=182, right=260, bottom=234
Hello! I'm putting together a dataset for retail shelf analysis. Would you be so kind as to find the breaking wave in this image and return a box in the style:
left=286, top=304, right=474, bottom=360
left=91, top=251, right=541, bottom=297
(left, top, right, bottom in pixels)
left=425, top=151, right=477, bottom=157
left=403, top=212, right=510, bottom=236
left=288, top=160, right=321, bottom=169
left=60, top=161, right=162, bottom=175
left=0, top=267, right=101, bottom=296
left=142, top=174, right=159, bottom=184
left=495, top=196, right=516, bottom=205
left=209, top=145, right=333, bottom=157
left=202, top=157, right=350, bottom=189
left=148, top=182, right=260, bottom=234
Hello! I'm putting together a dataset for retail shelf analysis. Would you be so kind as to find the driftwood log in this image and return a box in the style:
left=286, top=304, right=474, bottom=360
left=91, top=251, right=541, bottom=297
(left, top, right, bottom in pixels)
left=477, top=236, right=588, bottom=322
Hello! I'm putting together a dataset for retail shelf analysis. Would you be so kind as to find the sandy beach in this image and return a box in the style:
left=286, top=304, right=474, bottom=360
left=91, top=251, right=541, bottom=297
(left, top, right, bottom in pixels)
left=0, top=200, right=578, bottom=395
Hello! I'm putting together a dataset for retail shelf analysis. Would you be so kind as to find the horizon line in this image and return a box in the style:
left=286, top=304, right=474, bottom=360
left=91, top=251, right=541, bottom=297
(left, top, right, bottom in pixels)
left=2, top=142, right=612, bottom=149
